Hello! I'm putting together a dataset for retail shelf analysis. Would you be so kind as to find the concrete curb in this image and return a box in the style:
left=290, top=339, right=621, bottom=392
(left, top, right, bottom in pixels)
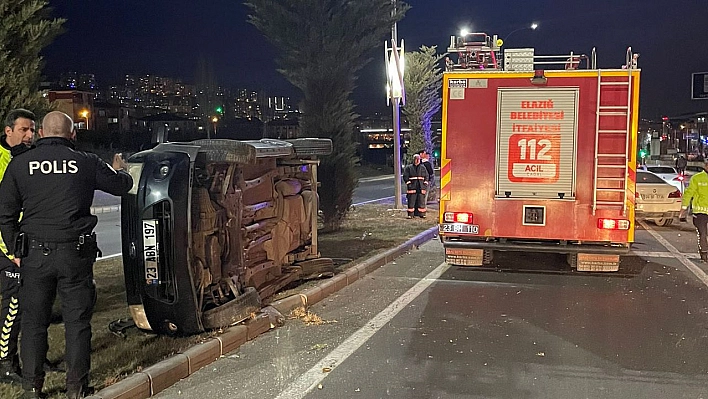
left=86, top=226, right=439, bottom=399
left=91, top=204, right=121, bottom=214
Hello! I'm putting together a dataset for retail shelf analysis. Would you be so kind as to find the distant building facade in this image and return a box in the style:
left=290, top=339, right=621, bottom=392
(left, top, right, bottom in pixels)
left=48, top=90, right=95, bottom=130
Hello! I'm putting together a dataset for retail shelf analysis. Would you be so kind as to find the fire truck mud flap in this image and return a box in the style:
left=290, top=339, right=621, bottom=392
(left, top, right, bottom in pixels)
left=568, top=253, right=620, bottom=272
left=444, top=248, right=493, bottom=266
left=443, top=241, right=629, bottom=271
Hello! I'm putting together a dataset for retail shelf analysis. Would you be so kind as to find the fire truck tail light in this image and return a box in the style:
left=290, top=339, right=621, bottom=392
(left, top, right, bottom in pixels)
left=444, top=212, right=474, bottom=224
left=598, top=218, right=630, bottom=230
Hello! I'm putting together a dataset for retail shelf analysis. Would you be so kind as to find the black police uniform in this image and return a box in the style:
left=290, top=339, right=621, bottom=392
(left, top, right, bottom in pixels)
left=0, top=136, right=30, bottom=381
left=0, top=137, right=132, bottom=395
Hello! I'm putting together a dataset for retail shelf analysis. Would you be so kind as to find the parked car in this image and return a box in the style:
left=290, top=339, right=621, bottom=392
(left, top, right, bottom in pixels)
left=680, top=165, right=702, bottom=187
left=635, top=171, right=682, bottom=226
left=641, top=165, right=686, bottom=192
left=683, top=165, right=704, bottom=177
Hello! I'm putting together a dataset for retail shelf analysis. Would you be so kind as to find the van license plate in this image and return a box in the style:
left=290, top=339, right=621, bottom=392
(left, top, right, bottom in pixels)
left=142, top=220, right=159, bottom=285
left=442, top=223, right=479, bottom=234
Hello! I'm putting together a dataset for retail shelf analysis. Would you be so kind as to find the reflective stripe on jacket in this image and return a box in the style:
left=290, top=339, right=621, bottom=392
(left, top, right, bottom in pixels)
left=0, top=139, right=11, bottom=257
left=403, top=163, right=429, bottom=193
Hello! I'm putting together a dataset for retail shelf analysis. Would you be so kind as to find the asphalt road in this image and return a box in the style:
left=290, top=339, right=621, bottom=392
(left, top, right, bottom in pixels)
left=352, top=175, right=397, bottom=205
left=153, top=221, right=708, bottom=399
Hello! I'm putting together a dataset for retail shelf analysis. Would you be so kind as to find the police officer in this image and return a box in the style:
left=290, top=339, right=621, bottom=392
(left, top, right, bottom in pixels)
left=0, top=109, right=35, bottom=383
left=680, top=158, right=708, bottom=263
left=0, top=111, right=132, bottom=399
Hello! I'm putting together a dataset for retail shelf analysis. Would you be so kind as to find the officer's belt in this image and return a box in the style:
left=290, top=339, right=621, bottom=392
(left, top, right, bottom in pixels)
left=29, top=240, right=78, bottom=251
left=27, top=233, right=96, bottom=250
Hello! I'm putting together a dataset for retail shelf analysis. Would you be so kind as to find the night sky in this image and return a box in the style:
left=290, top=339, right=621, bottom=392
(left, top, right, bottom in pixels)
left=43, top=0, right=708, bottom=119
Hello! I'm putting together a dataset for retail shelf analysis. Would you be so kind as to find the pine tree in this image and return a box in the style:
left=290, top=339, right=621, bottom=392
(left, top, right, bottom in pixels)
left=402, top=45, right=444, bottom=163
left=245, top=0, right=408, bottom=231
left=0, top=0, right=64, bottom=122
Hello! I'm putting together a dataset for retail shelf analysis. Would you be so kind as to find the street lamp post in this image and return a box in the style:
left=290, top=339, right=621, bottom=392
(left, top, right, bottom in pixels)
left=386, top=0, right=405, bottom=209
left=80, top=109, right=90, bottom=130
left=211, top=116, right=218, bottom=139
left=502, top=23, right=538, bottom=48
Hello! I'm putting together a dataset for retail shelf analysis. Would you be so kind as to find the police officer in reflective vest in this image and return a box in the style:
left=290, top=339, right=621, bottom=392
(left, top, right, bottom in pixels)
left=0, top=111, right=132, bottom=398
left=403, top=154, right=429, bottom=218
left=0, top=109, right=35, bottom=383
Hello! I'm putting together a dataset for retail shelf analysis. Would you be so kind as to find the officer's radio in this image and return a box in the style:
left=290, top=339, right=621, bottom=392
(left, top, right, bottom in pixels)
left=14, top=232, right=28, bottom=258
left=78, top=232, right=102, bottom=261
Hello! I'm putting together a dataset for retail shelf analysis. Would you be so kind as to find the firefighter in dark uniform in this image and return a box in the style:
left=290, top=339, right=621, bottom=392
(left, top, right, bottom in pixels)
left=402, top=154, right=429, bottom=218
left=0, top=109, right=35, bottom=383
left=0, top=111, right=132, bottom=399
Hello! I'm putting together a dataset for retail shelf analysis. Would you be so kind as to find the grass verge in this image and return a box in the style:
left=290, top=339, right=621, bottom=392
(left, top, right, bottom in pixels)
left=0, top=203, right=437, bottom=398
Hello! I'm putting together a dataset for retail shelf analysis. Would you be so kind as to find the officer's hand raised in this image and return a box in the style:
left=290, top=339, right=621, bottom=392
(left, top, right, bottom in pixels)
left=112, top=153, right=127, bottom=171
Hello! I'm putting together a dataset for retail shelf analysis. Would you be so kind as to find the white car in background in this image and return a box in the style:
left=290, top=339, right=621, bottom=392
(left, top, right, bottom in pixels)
left=635, top=171, right=682, bottom=226
left=640, top=165, right=686, bottom=192
left=685, top=165, right=704, bottom=176
left=683, top=165, right=704, bottom=187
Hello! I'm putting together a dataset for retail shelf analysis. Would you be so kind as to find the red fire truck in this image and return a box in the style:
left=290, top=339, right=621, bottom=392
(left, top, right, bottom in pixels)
left=439, top=33, right=641, bottom=272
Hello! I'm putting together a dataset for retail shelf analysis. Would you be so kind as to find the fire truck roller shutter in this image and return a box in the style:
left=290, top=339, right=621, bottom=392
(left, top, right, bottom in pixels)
left=495, top=88, right=579, bottom=199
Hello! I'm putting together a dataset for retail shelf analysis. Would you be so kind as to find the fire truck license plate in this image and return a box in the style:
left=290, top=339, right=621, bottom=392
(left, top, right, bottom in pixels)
left=142, top=220, right=159, bottom=285
left=442, top=223, right=479, bottom=234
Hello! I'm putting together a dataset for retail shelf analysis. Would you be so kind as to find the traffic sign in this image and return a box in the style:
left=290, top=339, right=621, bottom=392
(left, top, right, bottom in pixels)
left=692, top=72, right=708, bottom=100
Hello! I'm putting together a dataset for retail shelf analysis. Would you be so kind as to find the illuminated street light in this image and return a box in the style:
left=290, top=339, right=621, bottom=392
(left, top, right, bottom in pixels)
left=211, top=116, right=218, bottom=138
left=502, top=22, right=539, bottom=47
left=79, top=109, right=90, bottom=130
left=385, top=8, right=406, bottom=209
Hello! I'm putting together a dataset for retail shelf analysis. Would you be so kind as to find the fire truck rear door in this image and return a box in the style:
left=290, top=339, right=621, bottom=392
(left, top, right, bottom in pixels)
left=496, top=88, right=579, bottom=199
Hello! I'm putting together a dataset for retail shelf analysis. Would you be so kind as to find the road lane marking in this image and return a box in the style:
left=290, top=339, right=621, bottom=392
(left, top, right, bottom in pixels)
left=357, top=175, right=394, bottom=183
left=352, top=196, right=394, bottom=206
left=98, top=253, right=121, bottom=261
left=274, top=261, right=450, bottom=399
left=638, top=220, right=708, bottom=286
left=631, top=250, right=699, bottom=259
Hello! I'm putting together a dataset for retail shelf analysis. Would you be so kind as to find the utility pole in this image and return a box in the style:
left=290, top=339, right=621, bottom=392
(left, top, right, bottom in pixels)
left=391, top=0, right=403, bottom=209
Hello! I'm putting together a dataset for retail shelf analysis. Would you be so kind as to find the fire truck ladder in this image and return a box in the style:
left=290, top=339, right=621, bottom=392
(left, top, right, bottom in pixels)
left=592, top=48, right=634, bottom=215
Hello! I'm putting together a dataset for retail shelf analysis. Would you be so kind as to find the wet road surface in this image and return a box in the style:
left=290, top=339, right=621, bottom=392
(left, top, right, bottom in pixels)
left=155, top=221, right=708, bottom=399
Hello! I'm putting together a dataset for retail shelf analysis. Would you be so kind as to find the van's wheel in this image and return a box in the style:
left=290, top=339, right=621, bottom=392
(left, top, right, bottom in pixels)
left=653, top=218, right=673, bottom=227
left=482, top=250, right=494, bottom=265
left=202, top=287, right=262, bottom=330
left=285, top=138, right=333, bottom=156
left=191, top=139, right=256, bottom=164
